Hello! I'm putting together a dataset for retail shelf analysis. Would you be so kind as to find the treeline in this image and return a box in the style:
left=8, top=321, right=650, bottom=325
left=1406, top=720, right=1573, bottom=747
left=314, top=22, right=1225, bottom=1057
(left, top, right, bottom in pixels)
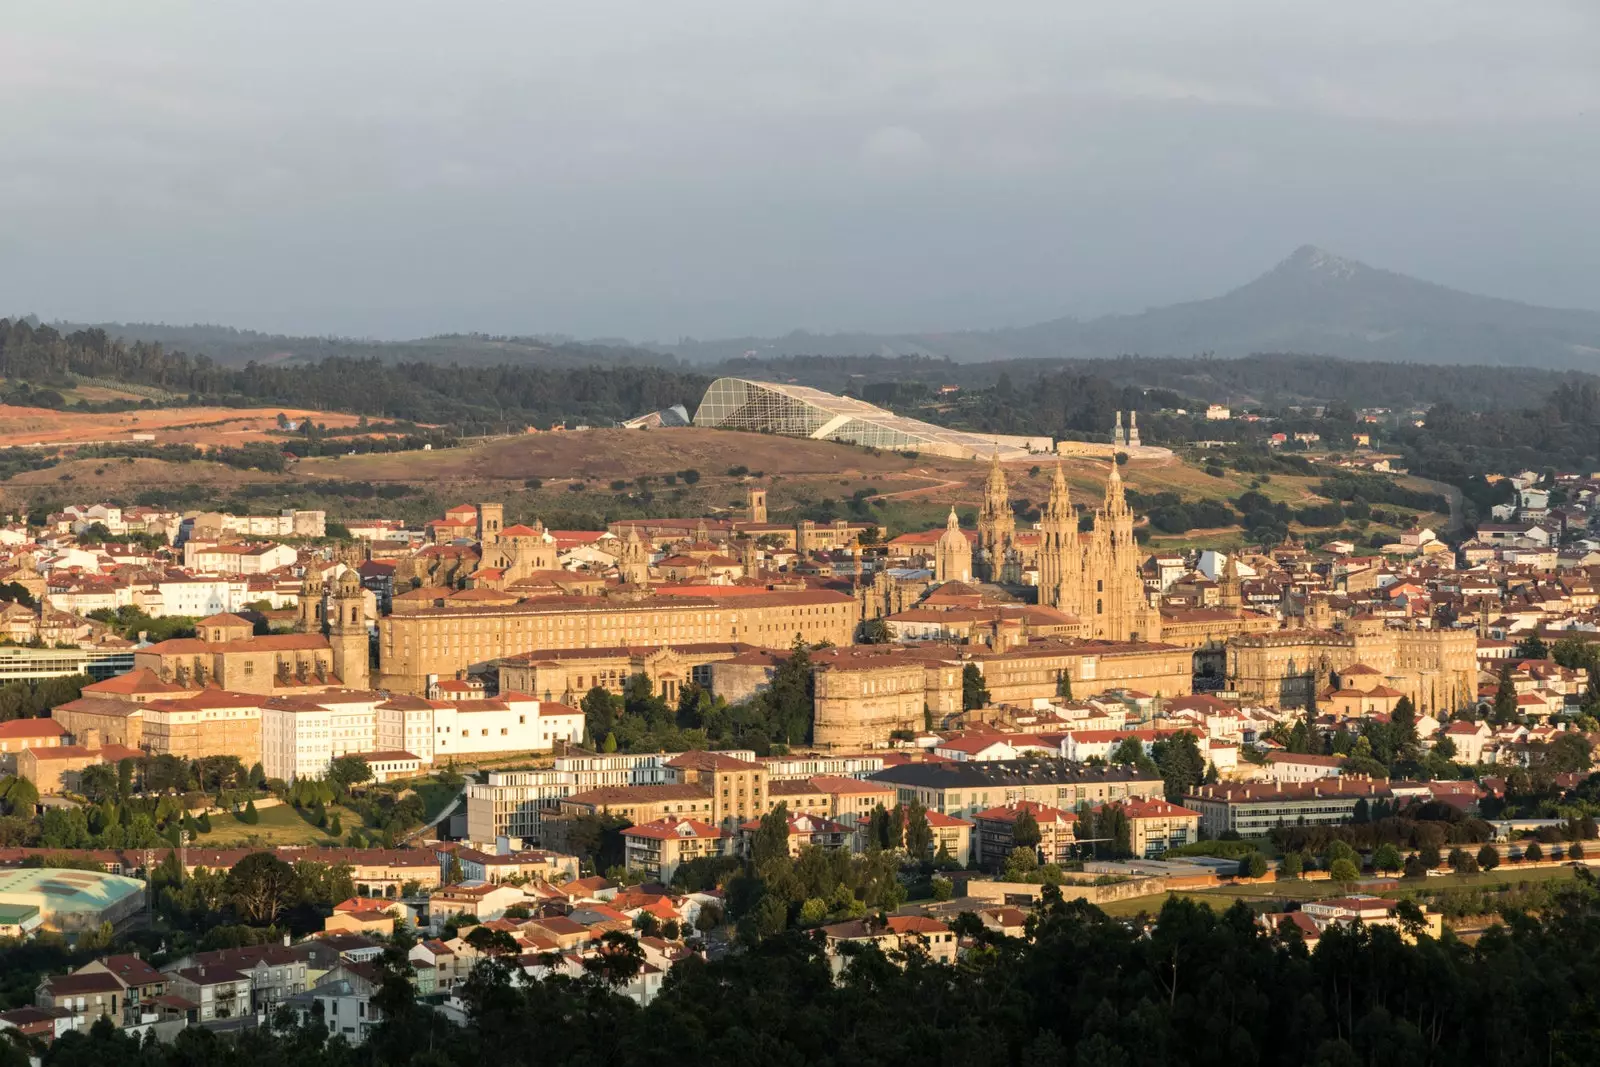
left=1400, top=380, right=1600, bottom=487
left=31, top=878, right=1600, bottom=1067
left=705, top=352, right=1590, bottom=411
left=0, top=320, right=709, bottom=434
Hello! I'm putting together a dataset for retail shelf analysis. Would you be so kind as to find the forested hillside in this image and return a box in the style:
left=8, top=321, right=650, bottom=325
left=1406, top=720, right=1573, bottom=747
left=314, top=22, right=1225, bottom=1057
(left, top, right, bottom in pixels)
left=0, top=320, right=708, bottom=433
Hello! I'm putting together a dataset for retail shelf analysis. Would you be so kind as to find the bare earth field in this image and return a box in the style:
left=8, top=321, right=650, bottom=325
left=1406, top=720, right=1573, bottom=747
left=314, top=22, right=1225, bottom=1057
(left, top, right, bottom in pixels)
left=0, top=404, right=369, bottom=448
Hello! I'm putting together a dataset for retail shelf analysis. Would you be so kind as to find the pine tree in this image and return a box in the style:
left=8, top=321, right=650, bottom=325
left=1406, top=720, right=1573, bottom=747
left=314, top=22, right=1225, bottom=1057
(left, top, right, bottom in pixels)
left=241, top=798, right=260, bottom=825
left=1492, top=662, right=1518, bottom=725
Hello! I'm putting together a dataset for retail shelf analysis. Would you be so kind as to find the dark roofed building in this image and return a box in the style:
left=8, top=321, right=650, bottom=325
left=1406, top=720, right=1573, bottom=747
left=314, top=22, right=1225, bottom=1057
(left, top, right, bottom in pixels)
left=869, top=758, right=1164, bottom=818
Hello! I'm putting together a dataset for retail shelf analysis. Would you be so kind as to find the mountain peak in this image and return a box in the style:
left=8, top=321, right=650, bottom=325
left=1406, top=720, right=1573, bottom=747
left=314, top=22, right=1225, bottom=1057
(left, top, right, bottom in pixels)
left=1272, top=244, right=1368, bottom=280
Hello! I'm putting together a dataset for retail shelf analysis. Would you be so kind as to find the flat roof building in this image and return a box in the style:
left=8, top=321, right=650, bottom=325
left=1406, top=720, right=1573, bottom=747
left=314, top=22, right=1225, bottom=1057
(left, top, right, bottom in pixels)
left=0, top=868, right=145, bottom=933
left=694, top=378, right=1049, bottom=460
left=869, top=758, right=1164, bottom=819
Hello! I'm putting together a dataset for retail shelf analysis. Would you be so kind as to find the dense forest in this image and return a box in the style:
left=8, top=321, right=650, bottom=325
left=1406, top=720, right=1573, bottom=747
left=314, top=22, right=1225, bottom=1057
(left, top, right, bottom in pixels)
left=20, top=877, right=1600, bottom=1067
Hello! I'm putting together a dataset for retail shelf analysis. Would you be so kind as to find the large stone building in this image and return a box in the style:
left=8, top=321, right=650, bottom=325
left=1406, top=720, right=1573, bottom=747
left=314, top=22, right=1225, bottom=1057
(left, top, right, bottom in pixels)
left=976, top=453, right=1016, bottom=580
left=806, top=639, right=1193, bottom=749
left=496, top=641, right=761, bottom=705
left=376, top=587, right=855, bottom=695
left=1226, top=621, right=1477, bottom=715
left=933, top=509, right=973, bottom=584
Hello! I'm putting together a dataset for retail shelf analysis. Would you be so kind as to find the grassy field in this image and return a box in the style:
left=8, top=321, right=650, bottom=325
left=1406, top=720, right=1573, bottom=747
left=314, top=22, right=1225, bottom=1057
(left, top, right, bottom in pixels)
left=1094, top=864, right=1585, bottom=919
left=200, top=801, right=363, bottom=848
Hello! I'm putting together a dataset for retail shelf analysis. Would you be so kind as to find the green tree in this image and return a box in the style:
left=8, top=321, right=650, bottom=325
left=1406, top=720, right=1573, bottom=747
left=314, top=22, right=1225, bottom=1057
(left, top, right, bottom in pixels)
left=750, top=803, right=792, bottom=867
left=241, top=798, right=260, bottom=824
left=1372, top=843, right=1403, bottom=873
left=1244, top=853, right=1268, bottom=879
left=328, top=755, right=373, bottom=790
left=859, top=618, right=891, bottom=644
left=903, top=799, right=933, bottom=859
left=226, top=852, right=298, bottom=924
left=1279, top=851, right=1303, bottom=878
left=1448, top=847, right=1478, bottom=874
left=1152, top=732, right=1206, bottom=802
left=1476, top=843, right=1500, bottom=871
left=1329, top=858, right=1359, bottom=889
left=1491, top=662, right=1518, bottom=726
left=1012, top=808, right=1042, bottom=850
left=1056, top=670, right=1072, bottom=701
left=961, top=664, right=990, bottom=711
left=1525, top=841, right=1544, bottom=862
left=1514, top=634, right=1549, bottom=660
left=761, top=638, right=816, bottom=745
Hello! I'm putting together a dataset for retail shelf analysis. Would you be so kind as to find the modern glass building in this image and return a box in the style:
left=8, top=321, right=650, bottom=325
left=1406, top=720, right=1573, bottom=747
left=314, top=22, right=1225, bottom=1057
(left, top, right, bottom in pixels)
left=693, top=378, right=1049, bottom=460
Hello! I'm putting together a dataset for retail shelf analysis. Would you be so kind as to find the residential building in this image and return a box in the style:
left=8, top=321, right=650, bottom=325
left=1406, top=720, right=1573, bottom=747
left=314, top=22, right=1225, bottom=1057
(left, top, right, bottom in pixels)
left=1184, top=778, right=1392, bottom=837
left=1109, top=798, right=1201, bottom=857
left=971, top=800, right=1078, bottom=868
left=869, top=759, right=1165, bottom=820
left=622, top=818, right=730, bottom=883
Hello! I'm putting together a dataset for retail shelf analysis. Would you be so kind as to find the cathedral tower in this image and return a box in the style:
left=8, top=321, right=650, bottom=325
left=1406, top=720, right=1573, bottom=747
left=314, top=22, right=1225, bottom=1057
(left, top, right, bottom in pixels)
left=976, top=451, right=1015, bottom=579
left=329, top=568, right=370, bottom=689
left=1038, top=463, right=1082, bottom=615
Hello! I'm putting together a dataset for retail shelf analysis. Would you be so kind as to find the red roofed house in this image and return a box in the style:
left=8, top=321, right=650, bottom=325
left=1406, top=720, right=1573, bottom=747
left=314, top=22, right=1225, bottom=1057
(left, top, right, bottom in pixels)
left=622, top=818, right=729, bottom=883
left=737, top=812, right=850, bottom=858
left=0, top=717, right=66, bottom=775
left=1104, top=798, right=1201, bottom=858
left=971, top=800, right=1077, bottom=868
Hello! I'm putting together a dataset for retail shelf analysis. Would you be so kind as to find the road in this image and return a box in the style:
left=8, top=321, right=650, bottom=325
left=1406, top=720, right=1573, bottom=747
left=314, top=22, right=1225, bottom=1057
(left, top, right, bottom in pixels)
left=1410, top=475, right=1465, bottom=535
left=405, top=785, right=467, bottom=843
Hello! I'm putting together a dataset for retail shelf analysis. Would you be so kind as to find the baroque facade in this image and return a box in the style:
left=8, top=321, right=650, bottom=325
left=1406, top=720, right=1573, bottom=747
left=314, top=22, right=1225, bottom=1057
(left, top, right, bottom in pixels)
left=1035, top=462, right=1161, bottom=643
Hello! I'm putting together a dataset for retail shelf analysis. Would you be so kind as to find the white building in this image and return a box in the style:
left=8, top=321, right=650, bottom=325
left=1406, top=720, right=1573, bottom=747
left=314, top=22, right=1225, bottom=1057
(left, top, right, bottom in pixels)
left=260, top=692, right=383, bottom=782
left=184, top=542, right=298, bottom=576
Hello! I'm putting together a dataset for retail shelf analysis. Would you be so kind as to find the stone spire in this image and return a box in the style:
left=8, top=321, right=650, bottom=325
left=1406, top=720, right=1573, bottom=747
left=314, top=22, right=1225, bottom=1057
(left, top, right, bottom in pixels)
left=977, top=449, right=1015, bottom=578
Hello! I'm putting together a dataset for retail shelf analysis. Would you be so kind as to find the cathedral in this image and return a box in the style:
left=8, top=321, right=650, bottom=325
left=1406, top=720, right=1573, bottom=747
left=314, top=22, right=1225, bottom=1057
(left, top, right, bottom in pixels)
left=979, top=457, right=1162, bottom=643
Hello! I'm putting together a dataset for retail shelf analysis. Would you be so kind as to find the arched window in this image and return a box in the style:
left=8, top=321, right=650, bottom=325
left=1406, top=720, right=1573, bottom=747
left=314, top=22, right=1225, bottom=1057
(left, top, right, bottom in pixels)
left=1096, top=598, right=1103, bottom=615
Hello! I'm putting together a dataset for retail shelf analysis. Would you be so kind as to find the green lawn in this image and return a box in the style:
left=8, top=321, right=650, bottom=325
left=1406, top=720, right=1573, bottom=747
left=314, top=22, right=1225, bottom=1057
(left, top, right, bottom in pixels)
left=200, top=801, right=362, bottom=847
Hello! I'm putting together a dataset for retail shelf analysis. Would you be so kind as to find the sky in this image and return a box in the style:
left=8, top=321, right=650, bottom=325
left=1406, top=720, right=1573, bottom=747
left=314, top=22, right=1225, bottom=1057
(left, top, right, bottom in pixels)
left=3, top=2, right=1599, bottom=342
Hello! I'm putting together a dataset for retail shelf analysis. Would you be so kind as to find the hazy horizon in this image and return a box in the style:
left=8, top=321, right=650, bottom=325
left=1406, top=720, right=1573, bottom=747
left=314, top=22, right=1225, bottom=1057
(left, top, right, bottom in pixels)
left=4, top=3, right=1599, bottom=342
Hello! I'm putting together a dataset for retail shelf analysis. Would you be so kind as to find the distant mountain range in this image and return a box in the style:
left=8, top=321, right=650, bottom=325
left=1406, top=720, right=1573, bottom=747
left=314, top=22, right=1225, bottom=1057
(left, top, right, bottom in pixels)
left=49, top=245, right=1600, bottom=372
left=654, top=246, right=1600, bottom=369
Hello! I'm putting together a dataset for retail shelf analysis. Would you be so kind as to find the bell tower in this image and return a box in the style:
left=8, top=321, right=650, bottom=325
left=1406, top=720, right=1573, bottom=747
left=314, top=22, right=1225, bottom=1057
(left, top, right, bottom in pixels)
left=329, top=568, right=370, bottom=689
left=297, top=570, right=325, bottom=634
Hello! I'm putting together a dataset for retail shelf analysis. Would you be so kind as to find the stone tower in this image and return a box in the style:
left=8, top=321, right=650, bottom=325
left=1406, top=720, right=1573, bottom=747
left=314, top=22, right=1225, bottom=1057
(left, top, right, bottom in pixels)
left=329, top=568, right=370, bottom=690
left=976, top=450, right=1015, bottom=579
left=1084, top=462, right=1160, bottom=642
left=476, top=502, right=504, bottom=543
left=1038, top=463, right=1082, bottom=615
left=747, top=487, right=768, bottom=524
left=934, top=508, right=972, bottom=584
left=297, top=569, right=325, bottom=634
left=1125, top=410, right=1140, bottom=448
left=1219, top=552, right=1243, bottom=614
left=618, top=525, right=651, bottom=585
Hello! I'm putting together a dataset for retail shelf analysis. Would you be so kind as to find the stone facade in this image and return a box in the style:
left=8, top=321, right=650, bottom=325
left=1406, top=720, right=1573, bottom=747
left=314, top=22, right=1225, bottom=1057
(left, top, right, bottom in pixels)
left=1226, top=624, right=1476, bottom=716
left=376, top=588, right=856, bottom=695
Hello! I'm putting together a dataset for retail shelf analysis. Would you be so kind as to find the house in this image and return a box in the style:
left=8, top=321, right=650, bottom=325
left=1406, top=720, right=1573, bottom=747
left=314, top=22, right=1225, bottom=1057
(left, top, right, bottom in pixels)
left=427, top=881, right=526, bottom=930
left=408, top=940, right=462, bottom=990
left=1300, top=895, right=1443, bottom=942
left=1263, top=752, right=1345, bottom=784
left=971, top=800, right=1077, bottom=869
left=324, top=898, right=401, bottom=936
left=165, top=966, right=253, bottom=1023
left=74, top=954, right=165, bottom=1024
left=35, top=972, right=124, bottom=1032
left=283, top=979, right=379, bottom=1045
left=0, top=718, right=67, bottom=775
left=622, top=818, right=730, bottom=884
left=1441, top=720, right=1493, bottom=764
left=737, top=812, right=849, bottom=857
left=1108, top=798, right=1201, bottom=857
left=165, top=943, right=308, bottom=1012
left=932, top=736, right=1018, bottom=762
left=0, top=1004, right=78, bottom=1043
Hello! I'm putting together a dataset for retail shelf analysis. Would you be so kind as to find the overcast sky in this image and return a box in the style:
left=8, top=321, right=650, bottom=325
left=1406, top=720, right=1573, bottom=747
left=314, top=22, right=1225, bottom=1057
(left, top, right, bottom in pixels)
left=3, top=2, right=1598, bottom=341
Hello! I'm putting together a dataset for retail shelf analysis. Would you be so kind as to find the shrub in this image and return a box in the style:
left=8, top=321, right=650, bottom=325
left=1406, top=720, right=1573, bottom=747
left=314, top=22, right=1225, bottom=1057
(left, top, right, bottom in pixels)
left=1476, top=844, right=1500, bottom=872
